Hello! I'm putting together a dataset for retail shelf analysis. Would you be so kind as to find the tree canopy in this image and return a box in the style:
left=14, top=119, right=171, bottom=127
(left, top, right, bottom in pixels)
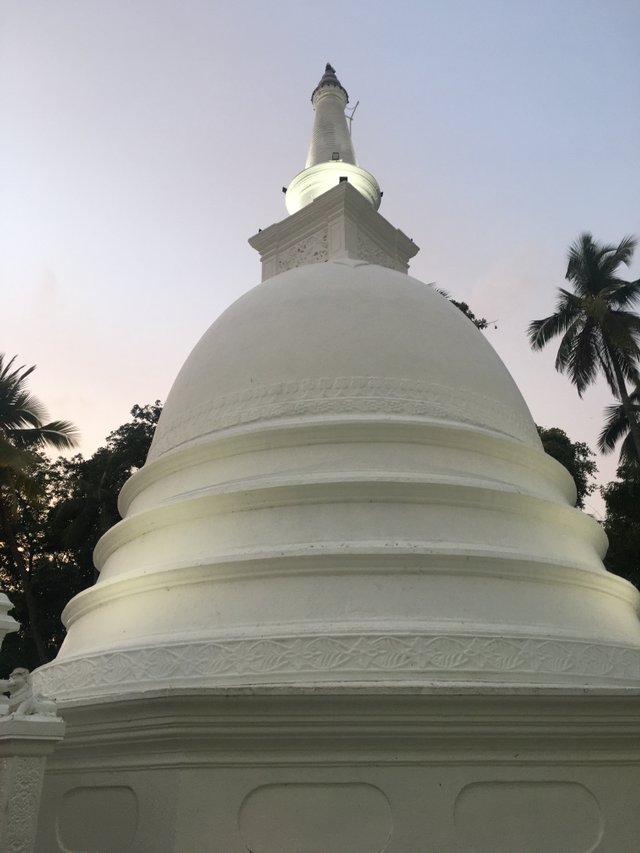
left=528, top=233, right=640, bottom=464
left=50, top=402, right=162, bottom=585
left=602, top=464, right=640, bottom=589
left=435, top=288, right=490, bottom=330
left=0, top=354, right=78, bottom=664
left=537, top=426, right=597, bottom=510
left=0, top=400, right=161, bottom=676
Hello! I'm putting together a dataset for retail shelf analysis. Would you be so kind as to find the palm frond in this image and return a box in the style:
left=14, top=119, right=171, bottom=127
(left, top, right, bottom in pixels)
left=554, top=320, right=580, bottom=371
left=600, top=311, right=640, bottom=352
left=595, top=340, right=623, bottom=397
left=0, top=353, right=79, bottom=461
left=0, top=391, right=48, bottom=431
left=565, top=233, right=594, bottom=286
left=598, top=387, right=640, bottom=466
left=566, top=233, right=613, bottom=296
left=605, top=278, right=640, bottom=309
left=25, top=421, right=79, bottom=450
left=0, top=355, right=36, bottom=387
left=598, top=402, right=633, bottom=452
left=617, top=432, right=639, bottom=467
left=528, top=305, right=578, bottom=349
left=609, top=235, right=637, bottom=271
left=568, top=319, right=599, bottom=395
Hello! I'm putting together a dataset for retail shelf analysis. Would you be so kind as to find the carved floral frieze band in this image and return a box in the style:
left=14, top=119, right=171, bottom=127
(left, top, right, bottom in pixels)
left=35, top=633, right=640, bottom=700
left=150, top=376, right=537, bottom=458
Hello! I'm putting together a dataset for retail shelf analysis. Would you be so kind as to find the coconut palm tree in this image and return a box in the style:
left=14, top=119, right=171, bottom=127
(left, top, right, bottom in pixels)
left=598, top=385, right=640, bottom=467
left=0, top=354, right=78, bottom=663
left=528, top=233, right=640, bottom=462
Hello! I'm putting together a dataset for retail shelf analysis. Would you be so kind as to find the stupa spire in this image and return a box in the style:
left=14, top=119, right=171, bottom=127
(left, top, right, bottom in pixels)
left=285, top=64, right=381, bottom=215
left=306, top=63, right=356, bottom=168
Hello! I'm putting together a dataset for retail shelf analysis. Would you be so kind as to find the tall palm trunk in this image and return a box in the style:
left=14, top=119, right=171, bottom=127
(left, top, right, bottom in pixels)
left=611, top=357, right=640, bottom=464
left=0, top=496, right=49, bottom=664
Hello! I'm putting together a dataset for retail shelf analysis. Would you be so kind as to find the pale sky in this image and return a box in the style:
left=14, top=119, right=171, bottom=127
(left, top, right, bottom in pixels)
left=2, top=0, right=639, bottom=518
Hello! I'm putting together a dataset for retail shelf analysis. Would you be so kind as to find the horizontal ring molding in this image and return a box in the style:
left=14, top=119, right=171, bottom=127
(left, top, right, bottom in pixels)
left=35, top=631, right=640, bottom=702
left=120, top=417, right=573, bottom=515
left=63, top=547, right=638, bottom=629
left=100, top=474, right=605, bottom=567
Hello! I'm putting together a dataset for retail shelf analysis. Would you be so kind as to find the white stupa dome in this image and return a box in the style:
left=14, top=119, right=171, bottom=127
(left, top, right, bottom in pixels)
left=149, top=260, right=539, bottom=462
left=34, top=68, right=640, bottom=706
left=36, top=251, right=640, bottom=702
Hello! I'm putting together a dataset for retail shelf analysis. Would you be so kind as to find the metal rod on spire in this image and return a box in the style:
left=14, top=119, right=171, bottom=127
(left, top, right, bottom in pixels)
left=346, top=100, right=359, bottom=137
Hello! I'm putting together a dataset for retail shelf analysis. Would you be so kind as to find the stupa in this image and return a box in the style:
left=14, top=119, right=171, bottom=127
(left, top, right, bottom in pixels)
left=33, top=64, right=640, bottom=852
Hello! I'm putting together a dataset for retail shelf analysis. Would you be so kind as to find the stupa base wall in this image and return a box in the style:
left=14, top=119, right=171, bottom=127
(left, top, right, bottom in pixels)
left=36, top=688, right=640, bottom=853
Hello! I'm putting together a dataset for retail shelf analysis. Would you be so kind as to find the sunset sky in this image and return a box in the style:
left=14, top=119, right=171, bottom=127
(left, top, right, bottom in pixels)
left=2, top=0, right=639, bottom=517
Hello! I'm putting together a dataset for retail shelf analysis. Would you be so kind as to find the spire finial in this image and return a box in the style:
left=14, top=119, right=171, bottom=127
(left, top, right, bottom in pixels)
left=311, top=63, right=349, bottom=104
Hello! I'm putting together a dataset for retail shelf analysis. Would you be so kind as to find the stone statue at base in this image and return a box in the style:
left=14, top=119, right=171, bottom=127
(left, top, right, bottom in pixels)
left=0, top=667, right=58, bottom=717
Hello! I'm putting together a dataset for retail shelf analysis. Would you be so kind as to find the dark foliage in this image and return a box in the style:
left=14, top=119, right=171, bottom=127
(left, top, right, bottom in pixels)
left=0, top=402, right=162, bottom=676
left=49, top=402, right=162, bottom=584
left=602, top=464, right=640, bottom=589
left=537, top=426, right=597, bottom=509
left=434, top=288, right=489, bottom=330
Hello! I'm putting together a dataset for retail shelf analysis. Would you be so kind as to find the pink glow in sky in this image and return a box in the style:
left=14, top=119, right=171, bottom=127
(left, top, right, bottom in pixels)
left=1, top=0, right=639, bottom=518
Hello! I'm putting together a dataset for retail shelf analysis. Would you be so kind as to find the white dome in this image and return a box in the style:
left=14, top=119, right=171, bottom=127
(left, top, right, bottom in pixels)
left=149, top=260, right=540, bottom=460
left=36, top=260, right=640, bottom=702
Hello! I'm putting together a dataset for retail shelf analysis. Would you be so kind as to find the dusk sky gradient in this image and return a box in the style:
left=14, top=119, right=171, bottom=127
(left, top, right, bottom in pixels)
left=2, top=0, right=639, bottom=517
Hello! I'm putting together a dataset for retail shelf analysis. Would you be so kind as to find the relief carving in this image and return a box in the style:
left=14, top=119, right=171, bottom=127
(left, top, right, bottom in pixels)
left=356, top=231, right=404, bottom=271
left=150, top=375, right=537, bottom=458
left=0, top=756, right=45, bottom=853
left=277, top=229, right=328, bottom=272
left=34, top=633, right=640, bottom=700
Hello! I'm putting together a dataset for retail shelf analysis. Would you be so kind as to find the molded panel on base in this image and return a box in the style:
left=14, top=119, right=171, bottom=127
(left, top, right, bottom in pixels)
left=238, top=782, right=393, bottom=853
left=57, top=785, right=138, bottom=853
left=454, top=781, right=603, bottom=853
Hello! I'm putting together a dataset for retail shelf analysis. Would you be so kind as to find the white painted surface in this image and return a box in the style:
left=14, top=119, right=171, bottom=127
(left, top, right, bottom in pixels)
left=32, top=64, right=640, bottom=853
left=0, top=716, right=64, bottom=853
left=286, top=161, right=381, bottom=214
left=285, top=64, right=381, bottom=214
left=34, top=257, right=640, bottom=701
left=34, top=689, right=640, bottom=852
left=305, top=65, right=356, bottom=169
left=252, top=182, right=414, bottom=281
